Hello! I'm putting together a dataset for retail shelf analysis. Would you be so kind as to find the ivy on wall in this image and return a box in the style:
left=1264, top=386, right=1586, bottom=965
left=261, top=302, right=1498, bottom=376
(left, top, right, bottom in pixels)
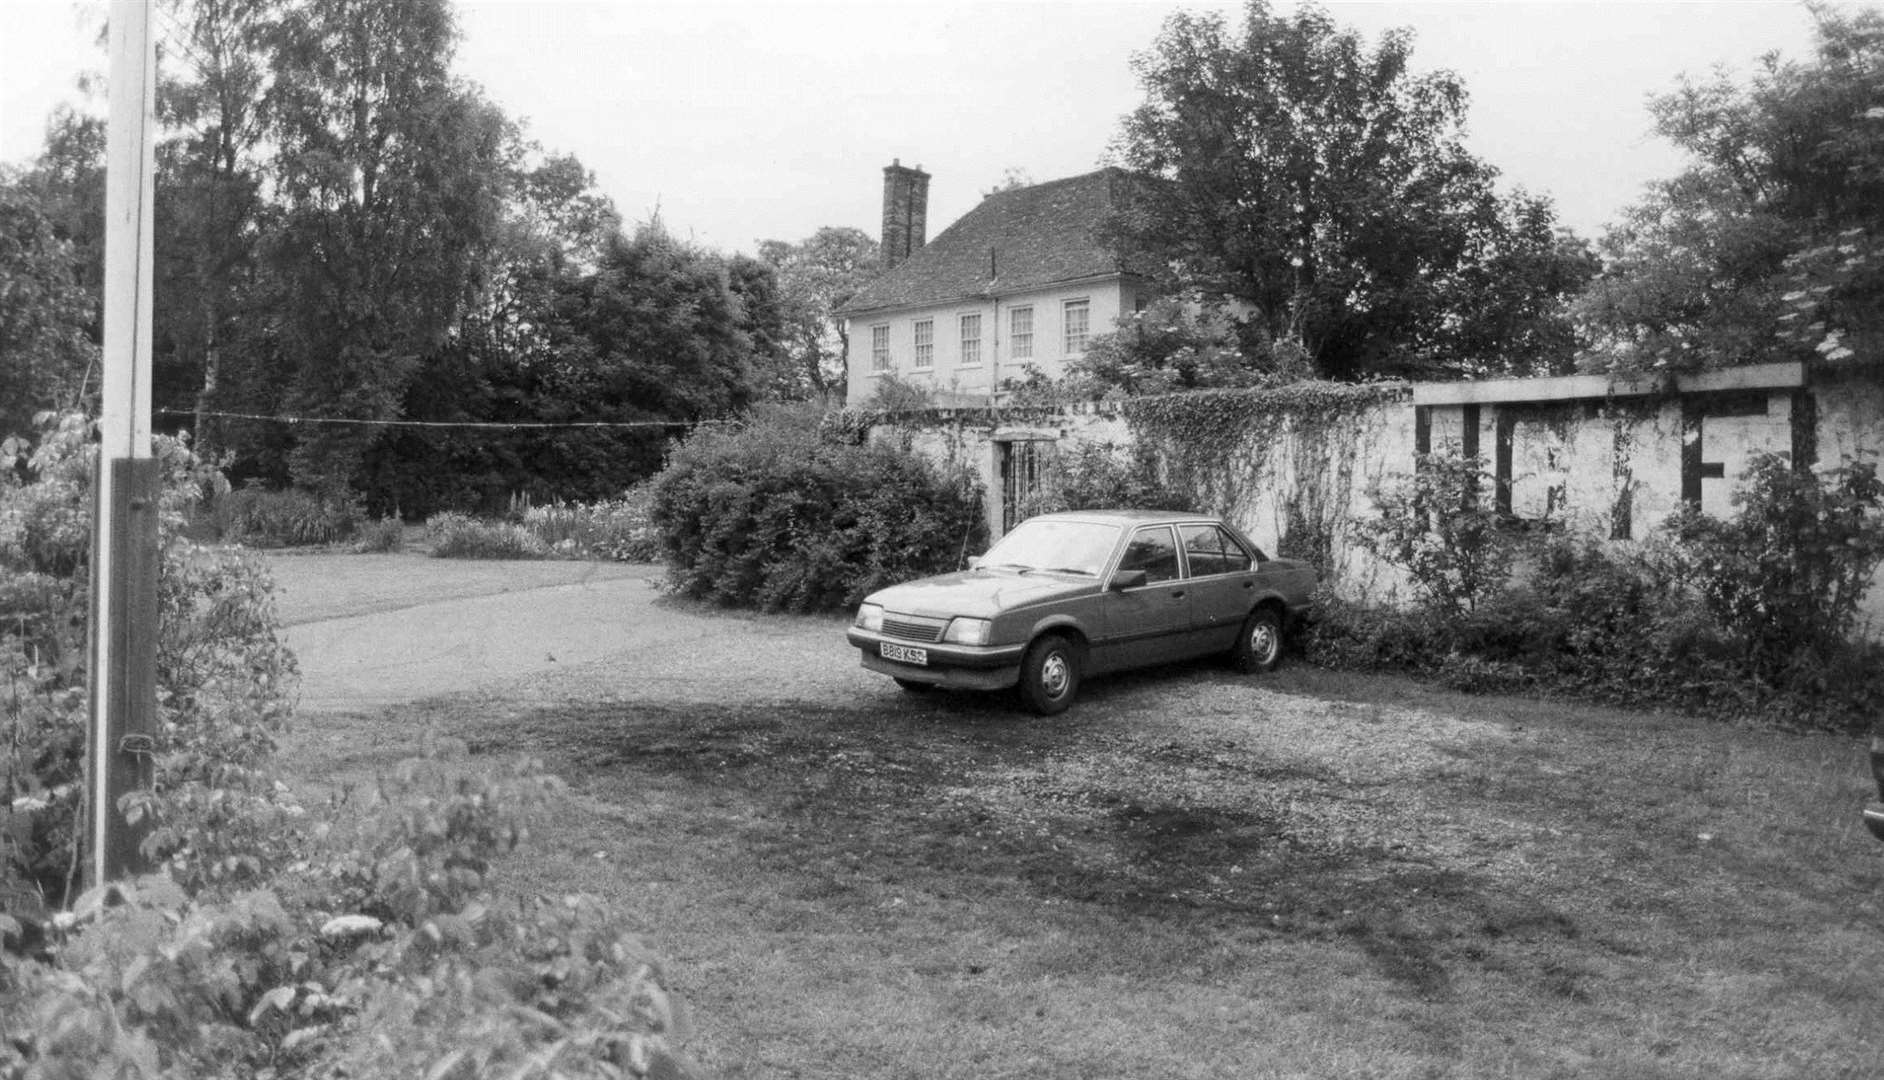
left=1122, top=382, right=1411, bottom=563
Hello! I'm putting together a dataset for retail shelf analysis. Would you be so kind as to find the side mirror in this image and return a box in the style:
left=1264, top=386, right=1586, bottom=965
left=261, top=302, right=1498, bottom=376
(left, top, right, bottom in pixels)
left=1108, top=568, right=1148, bottom=591
left=966, top=555, right=983, bottom=570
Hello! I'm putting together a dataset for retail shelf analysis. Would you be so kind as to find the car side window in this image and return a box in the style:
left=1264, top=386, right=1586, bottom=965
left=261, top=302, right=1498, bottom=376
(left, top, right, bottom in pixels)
left=1180, top=525, right=1224, bottom=576
left=1180, top=524, right=1253, bottom=576
left=1215, top=526, right=1254, bottom=572
left=1120, top=526, right=1180, bottom=584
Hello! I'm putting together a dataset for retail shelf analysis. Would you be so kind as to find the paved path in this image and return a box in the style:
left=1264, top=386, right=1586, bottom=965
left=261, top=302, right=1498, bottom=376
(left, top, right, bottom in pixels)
left=266, top=553, right=872, bottom=714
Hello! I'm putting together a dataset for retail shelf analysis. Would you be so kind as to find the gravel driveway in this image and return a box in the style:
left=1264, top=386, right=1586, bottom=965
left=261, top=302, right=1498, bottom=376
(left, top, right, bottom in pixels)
left=266, top=552, right=876, bottom=713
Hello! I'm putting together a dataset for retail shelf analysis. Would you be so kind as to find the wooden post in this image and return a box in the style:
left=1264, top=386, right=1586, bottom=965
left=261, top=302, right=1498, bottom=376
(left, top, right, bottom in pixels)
left=88, top=0, right=158, bottom=890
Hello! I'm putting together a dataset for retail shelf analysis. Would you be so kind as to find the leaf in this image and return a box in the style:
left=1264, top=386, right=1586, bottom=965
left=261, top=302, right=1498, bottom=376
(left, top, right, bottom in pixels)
left=320, top=914, right=384, bottom=939
left=248, top=984, right=299, bottom=1024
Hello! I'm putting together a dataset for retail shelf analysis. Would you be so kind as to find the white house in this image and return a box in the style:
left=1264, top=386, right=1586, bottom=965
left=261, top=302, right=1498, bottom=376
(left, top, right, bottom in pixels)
left=840, top=162, right=1152, bottom=405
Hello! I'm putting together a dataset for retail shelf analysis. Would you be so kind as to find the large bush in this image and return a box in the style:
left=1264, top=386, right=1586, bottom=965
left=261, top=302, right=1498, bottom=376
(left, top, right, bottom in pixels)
left=650, top=405, right=987, bottom=612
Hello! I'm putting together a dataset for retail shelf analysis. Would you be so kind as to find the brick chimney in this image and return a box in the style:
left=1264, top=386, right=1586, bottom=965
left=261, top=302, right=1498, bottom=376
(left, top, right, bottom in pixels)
left=880, top=159, right=930, bottom=271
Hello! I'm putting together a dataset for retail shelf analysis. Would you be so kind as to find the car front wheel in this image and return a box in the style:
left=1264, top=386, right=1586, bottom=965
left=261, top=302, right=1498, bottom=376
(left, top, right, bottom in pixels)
left=1017, top=634, right=1080, bottom=715
left=1232, top=607, right=1284, bottom=673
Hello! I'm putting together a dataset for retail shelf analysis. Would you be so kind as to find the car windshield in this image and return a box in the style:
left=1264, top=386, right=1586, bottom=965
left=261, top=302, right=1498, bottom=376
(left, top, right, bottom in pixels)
left=979, top=519, right=1122, bottom=577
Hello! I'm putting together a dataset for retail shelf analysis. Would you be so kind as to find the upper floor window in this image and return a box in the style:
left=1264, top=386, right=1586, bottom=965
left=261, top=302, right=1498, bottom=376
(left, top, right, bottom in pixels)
left=914, top=319, right=934, bottom=369
left=1063, top=298, right=1090, bottom=355
left=870, top=325, right=890, bottom=372
left=959, top=313, right=982, bottom=366
left=1010, top=306, right=1033, bottom=360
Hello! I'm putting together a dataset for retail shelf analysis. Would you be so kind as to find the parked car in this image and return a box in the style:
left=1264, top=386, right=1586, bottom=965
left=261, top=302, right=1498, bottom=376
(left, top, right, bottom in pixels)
left=846, top=510, right=1317, bottom=714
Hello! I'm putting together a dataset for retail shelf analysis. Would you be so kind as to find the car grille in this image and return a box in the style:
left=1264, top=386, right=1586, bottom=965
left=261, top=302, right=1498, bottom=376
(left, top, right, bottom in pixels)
left=881, top=615, right=946, bottom=643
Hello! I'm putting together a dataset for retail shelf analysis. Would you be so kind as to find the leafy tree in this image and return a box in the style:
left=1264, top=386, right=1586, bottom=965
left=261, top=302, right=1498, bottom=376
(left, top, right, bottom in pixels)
left=757, top=226, right=879, bottom=401
left=1068, top=291, right=1265, bottom=394
left=0, top=173, right=98, bottom=436
left=259, top=0, right=510, bottom=496
left=1106, top=0, right=1592, bottom=381
left=1577, top=4, right=1884, bottom=372
left=152, top=0, right=273, bottom=449
left=726, top=251, right=796, bottom=399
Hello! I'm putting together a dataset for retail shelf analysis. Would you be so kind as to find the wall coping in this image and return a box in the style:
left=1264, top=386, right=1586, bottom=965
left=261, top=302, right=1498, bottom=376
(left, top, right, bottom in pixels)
left=1411, top=361, right=1806, bottom=407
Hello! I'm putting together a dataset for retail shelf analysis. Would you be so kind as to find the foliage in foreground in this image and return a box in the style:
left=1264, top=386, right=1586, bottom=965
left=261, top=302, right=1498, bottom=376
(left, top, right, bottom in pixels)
left=3, top=749, right=698, bottom=1079
left=1321, top=449, right=1884, bottom=730
left=2, top=414, right=298, bottom=913
left=0, top=414, right=701, bottom=1077
left=650, top=404, right=987, bottom=612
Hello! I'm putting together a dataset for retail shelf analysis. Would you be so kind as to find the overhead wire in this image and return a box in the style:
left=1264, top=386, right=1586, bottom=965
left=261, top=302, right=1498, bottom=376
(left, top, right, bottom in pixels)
left=158, top=408, right=725, bottom=431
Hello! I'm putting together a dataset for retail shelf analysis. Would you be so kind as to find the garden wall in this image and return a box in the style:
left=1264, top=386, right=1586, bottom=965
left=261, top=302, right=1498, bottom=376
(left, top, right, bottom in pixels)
left=873, top=361, right=1884, bottom=631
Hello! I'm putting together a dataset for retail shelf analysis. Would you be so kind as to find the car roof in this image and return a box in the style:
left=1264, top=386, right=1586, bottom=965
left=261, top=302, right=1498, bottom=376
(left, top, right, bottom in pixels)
left=1025, top=509, right=1216, bottom=526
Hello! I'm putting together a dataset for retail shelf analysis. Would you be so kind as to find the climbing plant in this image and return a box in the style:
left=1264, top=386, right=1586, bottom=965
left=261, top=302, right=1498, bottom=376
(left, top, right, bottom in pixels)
left=1122, top=381, right=1409, bottom=550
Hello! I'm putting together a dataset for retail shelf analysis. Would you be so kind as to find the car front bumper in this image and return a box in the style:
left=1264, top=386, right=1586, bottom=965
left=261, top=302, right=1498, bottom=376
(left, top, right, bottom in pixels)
left=847, top=628, right=1027, bottom=690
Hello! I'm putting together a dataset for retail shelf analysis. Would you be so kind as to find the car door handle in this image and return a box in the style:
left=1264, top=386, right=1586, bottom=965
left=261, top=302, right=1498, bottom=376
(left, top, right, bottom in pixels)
left=1170, top=590, right=1185, bottom=599
left=1242, top=581, right=1253, bottom=589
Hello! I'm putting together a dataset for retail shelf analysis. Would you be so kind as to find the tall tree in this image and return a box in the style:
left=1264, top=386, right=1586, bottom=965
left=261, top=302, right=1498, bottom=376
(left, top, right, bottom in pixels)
left=153, top=0, right=273, bottom=450
left=1576, top=4, right=1884, bottom=373
left=1106, top=0, right=1591, bottom=381
left=757, top=226, right=878, bottom=401
left=260, top=0, right=509, bottom=495
left=0, top=171, right=98, bottom=437
left=0, top=111, right=108, bottom=438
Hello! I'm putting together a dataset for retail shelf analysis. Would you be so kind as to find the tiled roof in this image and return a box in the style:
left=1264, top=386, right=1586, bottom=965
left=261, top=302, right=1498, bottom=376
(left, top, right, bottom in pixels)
left=841, top=167, right=1142, bottom=315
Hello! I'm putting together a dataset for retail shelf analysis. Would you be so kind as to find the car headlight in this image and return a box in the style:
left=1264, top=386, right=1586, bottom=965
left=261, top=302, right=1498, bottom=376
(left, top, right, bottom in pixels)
left=854, top=603, right=884, bottom=632
left=943, top=617, right=992, bottom=646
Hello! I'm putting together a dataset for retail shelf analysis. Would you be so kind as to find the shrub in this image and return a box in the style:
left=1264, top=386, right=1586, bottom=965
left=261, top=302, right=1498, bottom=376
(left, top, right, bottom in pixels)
left=2, top=745, right=703, bottom=1079
left=2, top=414, right=298, bottom=914
left=426, top=512, right=549, bottom=560
left=519, top=484, right=663, bottom=562
left=650, top=405, right=986, bottom=612
left=212, top=484, right=362, bottom=547
left=351, top=516, right=406, bottom=553
left=864, top=372, right=936, bottom=411
left=1659, top=452, right=1884, bottom=681
left=1353, top=451, right=1514, bottom=622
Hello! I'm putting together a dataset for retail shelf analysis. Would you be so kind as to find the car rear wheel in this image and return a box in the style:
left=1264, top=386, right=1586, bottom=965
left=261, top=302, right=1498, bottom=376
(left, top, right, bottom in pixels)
left=1017, top=634, right=1079, bottom=716
left=893, top=677, right=935, bottom=694
left=1232, top=606, right=1284, bottom=673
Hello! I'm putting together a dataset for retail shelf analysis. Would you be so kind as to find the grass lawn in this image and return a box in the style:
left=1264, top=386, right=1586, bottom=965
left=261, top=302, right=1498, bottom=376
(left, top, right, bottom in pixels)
left=288, top=657, right=1884, bottom=1079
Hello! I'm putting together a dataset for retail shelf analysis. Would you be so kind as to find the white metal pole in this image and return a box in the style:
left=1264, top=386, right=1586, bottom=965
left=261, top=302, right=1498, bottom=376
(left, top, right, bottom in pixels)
left=91, top=0, right=156, bottom=890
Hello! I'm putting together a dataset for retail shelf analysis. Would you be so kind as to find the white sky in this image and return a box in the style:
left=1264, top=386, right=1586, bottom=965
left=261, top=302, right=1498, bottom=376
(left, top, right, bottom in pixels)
left=0, top=0, right=1842, bottom=252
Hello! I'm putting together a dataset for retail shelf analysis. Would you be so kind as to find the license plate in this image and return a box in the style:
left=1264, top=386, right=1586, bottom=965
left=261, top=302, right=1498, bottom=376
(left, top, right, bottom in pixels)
left=880, top=642, right=928, bottom=666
